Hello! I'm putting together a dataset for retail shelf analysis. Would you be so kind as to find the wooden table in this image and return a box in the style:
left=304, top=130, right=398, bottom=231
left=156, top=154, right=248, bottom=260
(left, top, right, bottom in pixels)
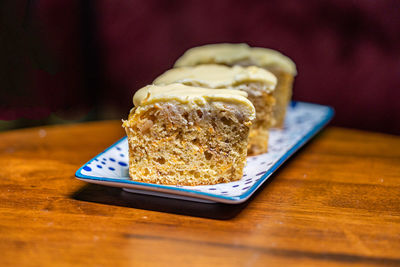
left=0, top=121, right=399, bottom=266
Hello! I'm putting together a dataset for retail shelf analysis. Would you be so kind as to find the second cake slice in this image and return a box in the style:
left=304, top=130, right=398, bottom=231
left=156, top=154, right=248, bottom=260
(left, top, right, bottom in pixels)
left=154, top=64, right=277, bottom=155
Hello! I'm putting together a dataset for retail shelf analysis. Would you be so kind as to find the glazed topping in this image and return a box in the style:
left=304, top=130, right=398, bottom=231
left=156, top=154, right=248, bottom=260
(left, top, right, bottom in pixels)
left=174, top=43, right=297, bottom=75
left=133, top=83, right=256, bottom=118
left=154, top=64, right=277, bottom=93
left=175, top=43, right=250, bottom=67
left=249, top=48, right=297, bottom=75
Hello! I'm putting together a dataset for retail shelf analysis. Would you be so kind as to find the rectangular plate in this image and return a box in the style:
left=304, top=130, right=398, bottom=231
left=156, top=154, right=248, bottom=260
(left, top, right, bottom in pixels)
left=75, top=101, right=334, bottom=204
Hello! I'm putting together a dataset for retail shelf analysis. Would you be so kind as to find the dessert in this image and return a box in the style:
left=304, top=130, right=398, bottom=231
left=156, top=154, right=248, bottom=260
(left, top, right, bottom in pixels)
left=154, top=64, right=277, bottom=155
left=174, top=43, right=297, bottom=127
left=154, top=64, right=276, bottom=156
left=122, top=83, right=255, bottom=185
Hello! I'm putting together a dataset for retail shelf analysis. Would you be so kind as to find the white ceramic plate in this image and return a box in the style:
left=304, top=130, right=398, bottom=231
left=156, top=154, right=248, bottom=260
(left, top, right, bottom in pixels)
left=75, top=101, right=334, bottom=204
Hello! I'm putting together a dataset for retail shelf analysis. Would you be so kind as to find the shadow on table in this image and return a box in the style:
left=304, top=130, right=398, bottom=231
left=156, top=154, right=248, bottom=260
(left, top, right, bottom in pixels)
left=72, top=184, right=246, bottom=220
left=70, top=172, right=279, bottom=220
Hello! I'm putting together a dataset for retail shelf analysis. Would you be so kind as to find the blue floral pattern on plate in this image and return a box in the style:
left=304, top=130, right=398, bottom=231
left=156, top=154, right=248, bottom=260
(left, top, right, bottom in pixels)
left=75, top=101, right=334, bottom=204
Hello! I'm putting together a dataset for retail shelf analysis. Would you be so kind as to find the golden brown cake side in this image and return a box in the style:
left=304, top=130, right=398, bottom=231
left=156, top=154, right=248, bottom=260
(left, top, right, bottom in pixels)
left=233, top=66, right=293, bottom=128
left=153, top=65, right=277, bottom=155
left=267, top=69, right=294, bottom=128
left=122, top=84, right=255, bottom=186
left=233, top=83, right=275, bottom=155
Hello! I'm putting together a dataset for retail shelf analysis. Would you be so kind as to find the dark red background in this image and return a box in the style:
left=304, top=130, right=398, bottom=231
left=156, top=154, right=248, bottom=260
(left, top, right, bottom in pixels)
left=1, top=0, right=400, bottom=134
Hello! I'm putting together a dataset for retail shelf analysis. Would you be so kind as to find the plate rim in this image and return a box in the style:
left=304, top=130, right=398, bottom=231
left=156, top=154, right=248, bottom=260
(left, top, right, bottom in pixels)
left=75, top=101, right=334, bottom=204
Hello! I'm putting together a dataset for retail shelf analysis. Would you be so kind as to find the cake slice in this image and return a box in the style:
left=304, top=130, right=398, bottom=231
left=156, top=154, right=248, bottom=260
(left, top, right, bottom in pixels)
left=122, top=83, right=255, bottom=186
left=174, top=43, right=297, bottom=127
left=154, top=64, right=277, bottom=155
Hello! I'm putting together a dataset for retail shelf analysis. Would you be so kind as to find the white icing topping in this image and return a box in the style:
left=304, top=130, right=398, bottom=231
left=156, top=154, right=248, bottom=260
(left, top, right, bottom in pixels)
left=133, top=83, right=256, bottom=120
left=154, top=64, right=277, bottom=93
left=174, top=43, right=297, bottom=75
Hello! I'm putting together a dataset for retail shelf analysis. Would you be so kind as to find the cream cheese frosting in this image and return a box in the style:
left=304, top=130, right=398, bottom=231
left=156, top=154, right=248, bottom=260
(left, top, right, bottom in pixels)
left=174, top=43, right=297, bottom=75
left=154, top=64, right=277, bottom=93
left=133, top=83, right=256, bottom=118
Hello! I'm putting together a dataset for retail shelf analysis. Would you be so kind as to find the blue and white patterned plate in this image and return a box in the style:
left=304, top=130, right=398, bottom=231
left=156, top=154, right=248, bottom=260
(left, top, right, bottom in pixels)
left=75, top=101, right=334, bottom=204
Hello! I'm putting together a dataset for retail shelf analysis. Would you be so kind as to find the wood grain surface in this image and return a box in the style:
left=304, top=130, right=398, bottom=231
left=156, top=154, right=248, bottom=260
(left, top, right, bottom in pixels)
left=0, top=121, right=399, bottom=266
